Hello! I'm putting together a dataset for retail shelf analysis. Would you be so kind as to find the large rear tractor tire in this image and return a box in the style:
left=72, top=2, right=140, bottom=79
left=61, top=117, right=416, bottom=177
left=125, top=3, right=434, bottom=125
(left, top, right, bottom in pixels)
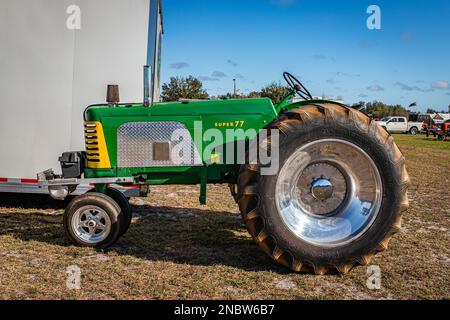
left=236, top=104, right=410, bottom=274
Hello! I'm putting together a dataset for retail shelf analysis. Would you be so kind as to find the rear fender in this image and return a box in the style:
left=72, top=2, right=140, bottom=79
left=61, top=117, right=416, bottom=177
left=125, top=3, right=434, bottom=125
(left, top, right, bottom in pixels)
left=277, top=99, right=348, bottom=114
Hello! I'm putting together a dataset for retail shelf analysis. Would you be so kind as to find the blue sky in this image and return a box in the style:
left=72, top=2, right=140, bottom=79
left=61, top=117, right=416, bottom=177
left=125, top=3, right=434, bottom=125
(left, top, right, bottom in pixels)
left=161, top=0, right=450, bottom=112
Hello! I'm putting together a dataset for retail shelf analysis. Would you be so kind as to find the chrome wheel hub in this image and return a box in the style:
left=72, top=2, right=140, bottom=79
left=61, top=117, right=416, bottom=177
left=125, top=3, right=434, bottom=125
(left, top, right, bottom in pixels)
left=71, top=206, right=111, bottom=244
left=310, top=178, right=334, bottom=201
left=297, top=163, right=348, bottom=216
left=276, top=139, right=382, bottom=247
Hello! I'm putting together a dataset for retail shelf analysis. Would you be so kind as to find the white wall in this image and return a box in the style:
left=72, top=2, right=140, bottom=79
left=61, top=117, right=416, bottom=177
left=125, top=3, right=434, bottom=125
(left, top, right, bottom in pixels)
left=0, top=0, right=150, bottom=178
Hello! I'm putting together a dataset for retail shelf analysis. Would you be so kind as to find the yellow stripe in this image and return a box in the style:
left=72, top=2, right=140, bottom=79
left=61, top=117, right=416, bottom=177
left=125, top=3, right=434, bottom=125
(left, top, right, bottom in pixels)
left=84, top=122, right=111, bottom=169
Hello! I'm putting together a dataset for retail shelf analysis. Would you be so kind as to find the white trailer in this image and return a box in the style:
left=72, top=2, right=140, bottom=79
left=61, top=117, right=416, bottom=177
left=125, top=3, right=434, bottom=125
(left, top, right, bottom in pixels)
left=0, top=0, right=162, bottom=195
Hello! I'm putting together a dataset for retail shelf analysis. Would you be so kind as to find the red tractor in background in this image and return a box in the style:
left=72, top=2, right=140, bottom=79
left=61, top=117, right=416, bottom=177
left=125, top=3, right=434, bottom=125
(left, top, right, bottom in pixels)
left=436, top=120, right=450, bottom=140
left=424, top=123, right=441, bottom=138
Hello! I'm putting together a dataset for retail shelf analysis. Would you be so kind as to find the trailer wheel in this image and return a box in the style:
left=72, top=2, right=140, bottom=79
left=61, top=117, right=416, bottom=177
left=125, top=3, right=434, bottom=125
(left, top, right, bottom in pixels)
left=64, top=193, right=122, bottom=248
left=237, top=104, right=409, bottom=274
left=105, top=188, right=132, bottom=236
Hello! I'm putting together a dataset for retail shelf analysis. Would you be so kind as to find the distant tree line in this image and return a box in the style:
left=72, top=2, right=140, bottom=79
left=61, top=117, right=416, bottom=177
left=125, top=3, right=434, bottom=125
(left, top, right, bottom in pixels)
left=218, top=83, right=290, bottom=104
left=161, top=76, right=449, bottom=116
left=356, top=101, right=408, bottom=118
left=161, top=76, right=209, bottom=102
left=161, top=76, right=289, bottom=104
left=426, top=107, right=450, bottom=114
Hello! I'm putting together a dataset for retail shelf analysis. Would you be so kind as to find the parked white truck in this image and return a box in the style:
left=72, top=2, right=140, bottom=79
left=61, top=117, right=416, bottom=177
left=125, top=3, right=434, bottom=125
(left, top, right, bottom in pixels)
left=376, top=116, right=423, bottom=135
left=0, top=0, right=161, bottom=195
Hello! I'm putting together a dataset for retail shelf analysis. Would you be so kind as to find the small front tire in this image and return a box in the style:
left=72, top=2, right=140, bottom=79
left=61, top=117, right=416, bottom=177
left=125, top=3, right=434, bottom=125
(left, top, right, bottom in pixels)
left=64, top=193, right=122, bottom=248
left=105, top=188, right=132, bottom=236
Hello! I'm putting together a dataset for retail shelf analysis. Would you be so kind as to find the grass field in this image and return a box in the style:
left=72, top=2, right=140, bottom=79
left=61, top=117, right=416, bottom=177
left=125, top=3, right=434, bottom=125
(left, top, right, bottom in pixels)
left=0, top=134, right=449, bottom=300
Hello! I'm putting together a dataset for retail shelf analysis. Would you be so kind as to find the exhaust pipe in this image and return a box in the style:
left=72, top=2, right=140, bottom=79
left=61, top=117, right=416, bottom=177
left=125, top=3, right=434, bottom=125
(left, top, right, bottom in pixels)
left=143, top=65, right=151, bottom=107
left=106, top=84, right=120, bottom=105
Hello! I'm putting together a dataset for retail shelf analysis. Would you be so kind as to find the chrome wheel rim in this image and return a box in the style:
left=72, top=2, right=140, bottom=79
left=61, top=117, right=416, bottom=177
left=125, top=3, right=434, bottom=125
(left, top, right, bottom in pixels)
left=71, top=206, right=111, bottom=244
left=275, top=139, right=382, bottom=247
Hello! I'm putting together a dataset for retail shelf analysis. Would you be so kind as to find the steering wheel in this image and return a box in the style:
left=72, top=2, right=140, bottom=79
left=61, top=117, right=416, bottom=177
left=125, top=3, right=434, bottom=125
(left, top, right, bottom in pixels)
left=283, top=72, right=313, bottom=100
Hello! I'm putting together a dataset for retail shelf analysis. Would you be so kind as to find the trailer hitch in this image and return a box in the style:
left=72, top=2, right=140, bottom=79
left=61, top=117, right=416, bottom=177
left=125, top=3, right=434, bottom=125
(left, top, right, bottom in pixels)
left=37, top=169, right=135, bottom=200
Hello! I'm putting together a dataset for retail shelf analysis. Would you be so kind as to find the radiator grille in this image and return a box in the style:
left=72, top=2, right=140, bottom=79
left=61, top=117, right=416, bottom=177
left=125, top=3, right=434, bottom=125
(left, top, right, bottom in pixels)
left=84, top=122, right=111, bottom=169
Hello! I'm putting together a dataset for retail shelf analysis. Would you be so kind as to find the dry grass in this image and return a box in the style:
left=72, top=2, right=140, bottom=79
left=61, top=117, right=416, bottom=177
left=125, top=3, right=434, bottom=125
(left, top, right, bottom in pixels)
left=0, top=134, right=449, bottom=300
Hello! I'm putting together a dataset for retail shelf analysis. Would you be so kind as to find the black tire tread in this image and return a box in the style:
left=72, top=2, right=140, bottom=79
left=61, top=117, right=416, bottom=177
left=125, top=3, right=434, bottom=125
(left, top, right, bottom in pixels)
left=236, top=103, right=410, bottom=274
left=105, top=188, right=132, bottom=236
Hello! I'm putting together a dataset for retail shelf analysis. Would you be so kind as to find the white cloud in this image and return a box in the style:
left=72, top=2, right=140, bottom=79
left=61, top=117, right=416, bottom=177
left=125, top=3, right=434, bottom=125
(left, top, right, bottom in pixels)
left=367, top=84, right=384, bottom=92
left=170, top=62, right=190, bottom=70
left=312, top=54, right=335, bottom=62
left=199, top=76, right=219, bottom=82
left=212, top=71, right=227, bottom=78
left=432, top=81, right=450, bottom=90
left=394, top=82, right=433, bottom=92
left=335, top=71, right=360, bottom=78
left=227, top=60, right=238, bottom=67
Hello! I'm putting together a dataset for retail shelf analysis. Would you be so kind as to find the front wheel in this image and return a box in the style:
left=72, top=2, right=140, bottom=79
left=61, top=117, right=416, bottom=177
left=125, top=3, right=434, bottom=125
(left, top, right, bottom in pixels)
left=88, top=188, right=133, bottom=236
left=105, top=188, right=132, bottom=236
left=237, top=104, right=410, bottom=274
left=64, top=193, right=122, bottom=248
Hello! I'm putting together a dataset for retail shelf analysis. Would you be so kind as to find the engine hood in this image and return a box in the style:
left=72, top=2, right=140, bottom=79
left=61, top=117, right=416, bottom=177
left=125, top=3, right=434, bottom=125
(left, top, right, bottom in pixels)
left=84, top=98, right=278, bottom=122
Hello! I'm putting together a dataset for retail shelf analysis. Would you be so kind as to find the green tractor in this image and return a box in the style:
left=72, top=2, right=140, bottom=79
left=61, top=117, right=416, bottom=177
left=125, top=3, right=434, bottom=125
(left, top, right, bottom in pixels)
left=40, top=72, right=409, bottom=274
